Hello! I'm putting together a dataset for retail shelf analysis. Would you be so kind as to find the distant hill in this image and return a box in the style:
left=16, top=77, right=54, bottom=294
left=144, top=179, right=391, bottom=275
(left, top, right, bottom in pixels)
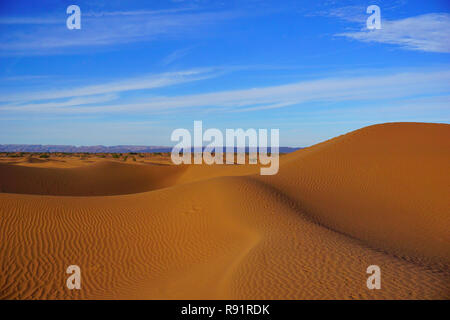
left=0, top=144, right=301, bottom=154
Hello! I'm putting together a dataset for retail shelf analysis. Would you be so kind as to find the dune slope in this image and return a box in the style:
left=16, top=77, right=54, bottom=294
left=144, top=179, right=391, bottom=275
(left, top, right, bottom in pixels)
left=257, top=122, right=450, bottom=268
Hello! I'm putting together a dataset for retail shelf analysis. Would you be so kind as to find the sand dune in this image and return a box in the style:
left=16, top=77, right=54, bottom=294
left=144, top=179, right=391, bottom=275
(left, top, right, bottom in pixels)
left=0, top=161, right=186, bottom=196
left=0, top=122, right=449, bottom=299
left=257, top=122, right=450, bottom=267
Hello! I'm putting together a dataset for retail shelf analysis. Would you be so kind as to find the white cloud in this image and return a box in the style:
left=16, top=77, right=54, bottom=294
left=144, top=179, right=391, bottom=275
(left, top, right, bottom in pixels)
left=0, top=8, right=194, bottom=25
left=0, top=68, right=221, bottom=103
left=318, top=5, right=366, bottom=23
left=115, top=69, right=450, bottom=113
left=337, top=13, right=450, bottom=53
left=6, top=68, right=448, bottom=114
left=0, top=9, right=240, bottom=54
left=0, top=94, right=118, bottom=111
left=161, top=47, right=193, bottom=66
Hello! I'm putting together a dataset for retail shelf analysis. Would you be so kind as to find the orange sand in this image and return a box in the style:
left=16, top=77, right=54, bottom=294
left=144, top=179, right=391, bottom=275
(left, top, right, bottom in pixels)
left=0, top=122, right=449, bottom=299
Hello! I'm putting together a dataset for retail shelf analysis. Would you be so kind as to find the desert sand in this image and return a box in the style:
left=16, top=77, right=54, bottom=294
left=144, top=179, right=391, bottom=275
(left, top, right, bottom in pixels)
left=0, top=122, right=449, bottom=299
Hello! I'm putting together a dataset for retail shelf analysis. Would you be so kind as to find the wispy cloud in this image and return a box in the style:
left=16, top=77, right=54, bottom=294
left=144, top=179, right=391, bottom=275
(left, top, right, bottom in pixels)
left=0, top=75, right=52, bottom=81
left=161, top=47, right=193, bottom=66
left=0, top=8, right=194, bottom=25
left=0, top=17, right=62, bottom=24
left=5, top=68, right=448, bottom=114
left=337, top=13, right=450, bottom=53
left=83, top=8, right=195, bottom=17
left=0, top=9, right=241, bottom=55
left=0, top=94, right=117, bottom=111
left=316, top=1, right=407, bottom=23
left=315, top=5, right=366, bottom=23
left=0, top=68, right=221, bottom=103
left=103, top=69, right=450, bottom=114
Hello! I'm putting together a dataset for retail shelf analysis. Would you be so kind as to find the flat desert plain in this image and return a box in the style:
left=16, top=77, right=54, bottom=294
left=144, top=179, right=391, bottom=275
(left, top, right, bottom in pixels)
left=0, top=122, right=449, bottom=299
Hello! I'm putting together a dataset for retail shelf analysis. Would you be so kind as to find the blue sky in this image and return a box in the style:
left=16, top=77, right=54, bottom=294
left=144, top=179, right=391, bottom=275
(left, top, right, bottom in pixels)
left=0, top=0, right=449, bottom=146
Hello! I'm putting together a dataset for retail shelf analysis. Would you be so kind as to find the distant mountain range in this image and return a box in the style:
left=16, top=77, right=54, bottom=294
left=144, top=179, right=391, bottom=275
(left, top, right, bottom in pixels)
left=0, top=144, right=301, bottom=154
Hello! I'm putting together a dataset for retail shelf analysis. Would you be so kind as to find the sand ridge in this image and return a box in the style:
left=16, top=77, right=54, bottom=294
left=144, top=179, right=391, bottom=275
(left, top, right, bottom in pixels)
left=0, top=160, right=187, bottom=196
